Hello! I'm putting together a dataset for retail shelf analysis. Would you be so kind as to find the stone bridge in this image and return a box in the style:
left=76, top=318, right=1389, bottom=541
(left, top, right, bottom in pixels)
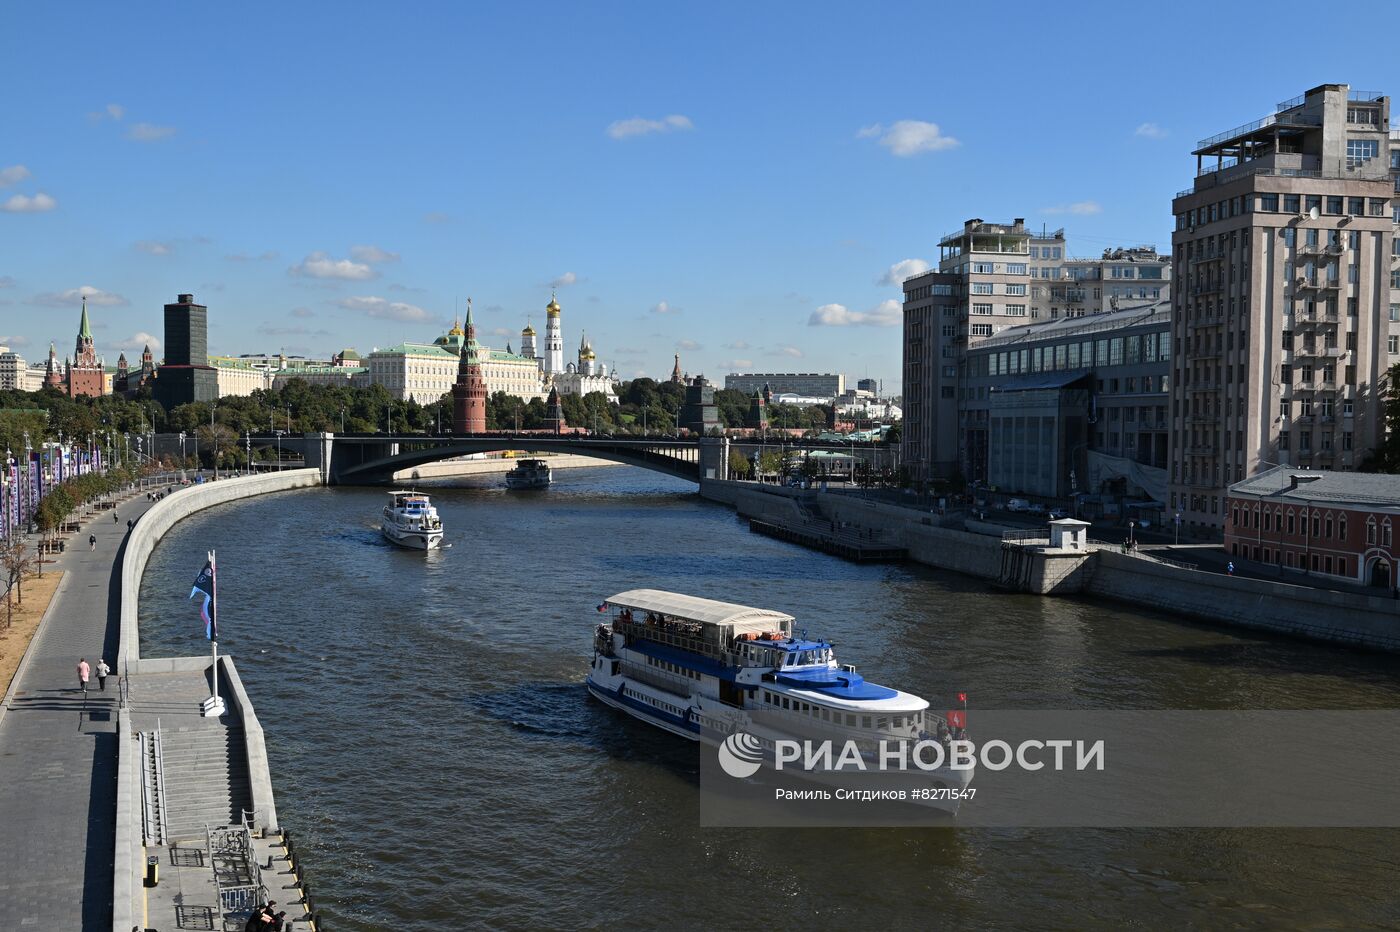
left=261, top=433, right=730, bottom=485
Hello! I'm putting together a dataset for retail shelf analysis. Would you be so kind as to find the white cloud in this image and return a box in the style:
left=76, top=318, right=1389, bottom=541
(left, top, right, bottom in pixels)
left=768, top=345, right=804, bottom=358
left=32, top=285, right=129, bottom=307
left=550, top=271, right=578, bottom=288
left=721, top=358, right=753, bottom=370
left=676, top=338, right=703, bottom=351
left=1043, top=201, right=1102, bottom=216
left=107, top=103, right=125, bottom=120
left=135, top=240, right=173, bottom=256
left=349, top=244, right=400, bottom=264
left=880, top=258, right=930, bottom=286
left=115, top=331, right=160, bottom=352
left=338, top=295, right=432, bottom=322
left=606, top=114, right=694, bottom=140
left=808, top=299, right=901, bottom=328
left=126, top=122, right=176, bottom=142
left=1, top=192, right=56, bottom=213
left=859, top=120, right=959, bottom=156
left=489, top=327, right=513, bottom=338
left=1135, top=122, right=1168, bottom=140
left=226, top=250, right=278, bottom=262
left=723, top=340, right=749, bottom=350
left=0, top=276, right=14, bottom=288
left=289, top=307, right=314, bottom=318
left=0, top=165, right=31, bottom=187
left=650, top=300, right=678, bottom=315
left=292, top=251, right=378, bottom=280
left=0, top=334, right=30, bottom=347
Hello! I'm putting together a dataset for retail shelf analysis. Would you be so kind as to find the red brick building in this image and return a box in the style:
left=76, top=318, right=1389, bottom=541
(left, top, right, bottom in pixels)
left=1225, top=466, right=1400, bottom=589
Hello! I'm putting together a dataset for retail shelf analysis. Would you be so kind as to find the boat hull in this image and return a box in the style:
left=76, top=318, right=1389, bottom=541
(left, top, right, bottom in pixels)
left=505, top=475, right=551, bottom=489
left=381, top=524, right=444, bottom=550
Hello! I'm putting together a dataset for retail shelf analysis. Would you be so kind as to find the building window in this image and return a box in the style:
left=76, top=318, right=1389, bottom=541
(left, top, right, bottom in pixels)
left=971, top=282, right=994, bottom=295
left=1348, top=197, right=1366, bottom=217
left=970, top=323, right=993, bottom=336
left=1327, top=196, right=1344, bottom=215
left=971, top=303, right=993, bottom=315
left=1006, top=263, right=1028, bottom=275
left=973, top=263, right=995, bottom=274
left=1005, top=304, right=1027, bottom=316
left=1006, top=283, right=1027, bottom=296
left=1346, top=138, right=1380, bottom=167
left=1259, top=194, right=1278, bottom=212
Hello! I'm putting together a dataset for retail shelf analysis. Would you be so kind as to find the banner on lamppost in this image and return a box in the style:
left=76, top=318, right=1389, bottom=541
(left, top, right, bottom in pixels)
left=26, top=454, right=39, bottom=525
left=7, top=463, right=18, bottom=532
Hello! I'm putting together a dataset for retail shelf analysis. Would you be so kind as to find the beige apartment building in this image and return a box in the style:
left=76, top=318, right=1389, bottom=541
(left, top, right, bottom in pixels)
left=1169, top=83, right=1398, bottom=537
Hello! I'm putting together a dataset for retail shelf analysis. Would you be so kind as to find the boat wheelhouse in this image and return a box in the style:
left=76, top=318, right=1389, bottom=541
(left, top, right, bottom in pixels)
left=381, top=490, right=444, bottom=550
left=585, top=588, right=973, bottom=811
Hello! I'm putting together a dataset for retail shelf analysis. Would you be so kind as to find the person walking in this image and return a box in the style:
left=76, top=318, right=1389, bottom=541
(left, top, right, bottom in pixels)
left=1227, top=561, right=1235, bottom=577
left=77, top=658, right=90, bottom=694
left=113, top=511, right=119, bottom=523
left=88, top=534, right=96, bottom=551
left=96, top=659, right=111, bottom=691
left=127, top=518, right=134, bottom=532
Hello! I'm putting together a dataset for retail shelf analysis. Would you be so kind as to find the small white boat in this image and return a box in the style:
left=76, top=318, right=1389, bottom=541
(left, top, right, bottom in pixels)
left=505, top=458, right=552, bottom=490
left=381, top=490, right=444, bottom=550
left=586, top=589, right=974, bottom=813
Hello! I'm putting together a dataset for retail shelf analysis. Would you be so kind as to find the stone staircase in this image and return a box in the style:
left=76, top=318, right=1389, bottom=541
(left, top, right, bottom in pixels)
left=158, top=725, right=253, bottom=840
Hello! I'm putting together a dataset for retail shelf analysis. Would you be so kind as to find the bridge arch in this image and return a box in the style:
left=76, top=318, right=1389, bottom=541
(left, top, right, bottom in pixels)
left=324, top=435, right=717, bottom=485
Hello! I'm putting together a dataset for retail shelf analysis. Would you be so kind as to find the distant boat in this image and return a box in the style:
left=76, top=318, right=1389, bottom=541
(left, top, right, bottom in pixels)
left=381, top=491, right=444, bottom=550
left=505, top=458, right=552, bottom=490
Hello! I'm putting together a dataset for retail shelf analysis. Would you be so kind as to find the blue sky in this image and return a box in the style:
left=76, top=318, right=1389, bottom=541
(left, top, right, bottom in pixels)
left=3, top=2, right=1398, bottom=391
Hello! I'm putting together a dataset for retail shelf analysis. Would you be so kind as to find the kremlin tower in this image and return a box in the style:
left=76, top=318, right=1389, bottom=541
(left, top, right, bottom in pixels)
left=546, top=385, right=565, bottom=434
left=544, top=292, right=564, bottom=375
left=62, top=297, right=105, bottom=398
left=452, top=300, right=488, bottom=434
left=42, top=343, right=62, bottom=389
left=521, top=319, right=538, bottom=362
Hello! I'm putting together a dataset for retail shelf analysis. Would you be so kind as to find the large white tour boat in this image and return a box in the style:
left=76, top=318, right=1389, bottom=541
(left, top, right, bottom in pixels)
left=381, top=490, right=444, bottom=550
left=504, top=458, right=552, bottom=490
left=586, top=588, right=973, bottom=812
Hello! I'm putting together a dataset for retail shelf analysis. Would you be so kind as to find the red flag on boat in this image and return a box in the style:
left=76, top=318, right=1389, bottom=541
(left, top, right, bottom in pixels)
left=957, top=692, right=967, bottom=704
left=947, top=709, right=966, bottom=729
left=596, top=602, right=608, bottom=613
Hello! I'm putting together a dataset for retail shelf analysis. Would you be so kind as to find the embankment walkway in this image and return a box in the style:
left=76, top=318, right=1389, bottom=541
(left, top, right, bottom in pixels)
left=0, top=483, right=157, bottom=930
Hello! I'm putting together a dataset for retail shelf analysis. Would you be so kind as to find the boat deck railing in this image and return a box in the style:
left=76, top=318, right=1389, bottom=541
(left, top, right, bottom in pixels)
left=614, top=618, right=724, bottom=659
left=619, top=660, right=694, bottom=698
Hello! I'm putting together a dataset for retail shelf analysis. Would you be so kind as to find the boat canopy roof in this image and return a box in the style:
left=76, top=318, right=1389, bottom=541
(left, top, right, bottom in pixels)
left=604, top=588, right=794, bottom=634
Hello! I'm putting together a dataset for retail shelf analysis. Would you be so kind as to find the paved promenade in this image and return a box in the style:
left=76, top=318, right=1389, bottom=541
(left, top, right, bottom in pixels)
left=0, top=489, right=154, bottom=931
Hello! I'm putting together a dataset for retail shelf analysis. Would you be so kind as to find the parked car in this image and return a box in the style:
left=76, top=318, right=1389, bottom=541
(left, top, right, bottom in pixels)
left=1047, top=507, right=1070, bottom=520
left=1026, top=502, right=1047, bottom=516
left=1006, top=498, right=1031, bottom=513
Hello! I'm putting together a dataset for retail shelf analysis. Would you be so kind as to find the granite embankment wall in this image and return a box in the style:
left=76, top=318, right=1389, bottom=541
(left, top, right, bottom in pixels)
left=700, top=479, right=1003, bottom=581
left=699, top=479, right=1400, bottom=652
left=1086, top=550, right=1400, bottom=652
left=119, top=469, right=323, bottom=667
left=113, top=470, right=319, bottom=932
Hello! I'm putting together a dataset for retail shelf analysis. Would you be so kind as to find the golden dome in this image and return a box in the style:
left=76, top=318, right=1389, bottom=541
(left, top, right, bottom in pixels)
left=522, top=324, right=536, bottom=336
left=546, top=292, right=561, bottom=317
left=447, top=315, right=464, bottom=337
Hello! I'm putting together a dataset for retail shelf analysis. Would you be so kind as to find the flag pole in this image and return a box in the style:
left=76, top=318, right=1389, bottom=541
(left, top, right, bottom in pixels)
left=202, top=549, right=225, bottom=717
left=210, top=549, right=219, bottom=707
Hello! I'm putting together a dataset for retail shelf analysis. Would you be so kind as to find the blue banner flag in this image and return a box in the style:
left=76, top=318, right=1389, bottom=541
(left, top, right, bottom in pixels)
left=190, top=557, right=217, bottom=640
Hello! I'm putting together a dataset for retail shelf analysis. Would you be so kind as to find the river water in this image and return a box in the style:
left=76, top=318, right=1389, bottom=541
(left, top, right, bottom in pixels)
left=139, top=468, right=1400, bottom=930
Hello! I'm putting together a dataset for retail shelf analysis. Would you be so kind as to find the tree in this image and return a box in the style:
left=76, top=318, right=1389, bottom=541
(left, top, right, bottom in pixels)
left=1, top=536, right=38, bottom=628
left=728, top=449, right=752, bottom=479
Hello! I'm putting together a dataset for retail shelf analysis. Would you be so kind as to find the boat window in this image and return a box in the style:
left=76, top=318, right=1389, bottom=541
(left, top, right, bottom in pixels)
left=862, top=716, right=872, bottom=728
left=781, top=697, right=790, bottom=709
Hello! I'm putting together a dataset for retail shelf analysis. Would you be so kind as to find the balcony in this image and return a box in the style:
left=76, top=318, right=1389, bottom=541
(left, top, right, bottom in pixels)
left=1187, top=414, right=1219, bottom=425
left=1295, top=278, right=1341, bottom=292
left=1190, top=314, right=1225, bottom=329
left=1191, top=282, right=1224, bottom=296
left=1185, top=445, right=1218, bottom=457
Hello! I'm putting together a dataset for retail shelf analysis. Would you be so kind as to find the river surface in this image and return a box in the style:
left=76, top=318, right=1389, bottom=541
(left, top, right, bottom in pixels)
left=139, top=468, right=1400, bottom=930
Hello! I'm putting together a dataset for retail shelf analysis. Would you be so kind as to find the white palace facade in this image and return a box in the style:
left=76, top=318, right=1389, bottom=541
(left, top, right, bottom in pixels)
left=362, top=295, right=619, bottom=405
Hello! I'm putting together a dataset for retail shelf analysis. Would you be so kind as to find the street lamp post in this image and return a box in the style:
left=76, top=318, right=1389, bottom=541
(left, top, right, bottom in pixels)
left=245, top=431, right=251, bottom=474
left=1174, top=511, right=1182, bottom=546
left=1129, top=520, right=1137, bottom=549
left=211, top=403, right=219, bottom=481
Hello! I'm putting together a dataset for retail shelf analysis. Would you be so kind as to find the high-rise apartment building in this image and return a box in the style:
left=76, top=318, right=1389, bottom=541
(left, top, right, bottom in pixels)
left=154, top=293, right=219, bottom=408
left=1169, top=84, right=1397, bottom=536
